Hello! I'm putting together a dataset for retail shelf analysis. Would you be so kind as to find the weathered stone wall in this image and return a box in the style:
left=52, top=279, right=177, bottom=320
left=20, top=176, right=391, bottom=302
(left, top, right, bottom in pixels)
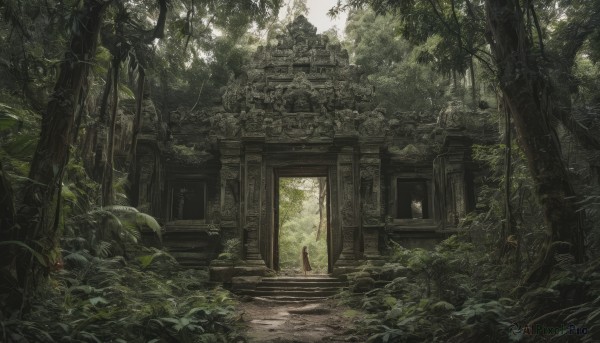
left=132, top=16, right=493, bottom=272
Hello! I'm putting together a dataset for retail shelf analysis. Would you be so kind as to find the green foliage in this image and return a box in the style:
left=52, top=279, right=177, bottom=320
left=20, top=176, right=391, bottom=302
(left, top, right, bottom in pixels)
left=344, top=9, right=453, bottom=114
left=0, top=93, right=41, bottom=175
left=278, top=178, right=328, bottom=273
left=64, top=205, right=162, bottom=260
left=0, top=248, right=242, bottom=342
left=216, top=238, right=242, bottom=263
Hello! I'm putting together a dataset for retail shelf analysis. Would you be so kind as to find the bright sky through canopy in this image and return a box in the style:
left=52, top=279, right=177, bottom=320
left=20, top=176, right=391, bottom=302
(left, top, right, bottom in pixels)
left=281, top=0, right=348, bottom=36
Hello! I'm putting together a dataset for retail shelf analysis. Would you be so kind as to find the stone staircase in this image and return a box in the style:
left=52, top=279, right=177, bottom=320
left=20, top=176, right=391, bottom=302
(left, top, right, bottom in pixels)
left=239, top=275, right=348, bottom=302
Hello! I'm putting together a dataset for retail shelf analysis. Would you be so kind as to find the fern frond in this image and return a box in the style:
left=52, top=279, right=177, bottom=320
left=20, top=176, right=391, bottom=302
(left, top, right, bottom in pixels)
left=63, top=252, right=90, bottom=268
left=136, top=213, right=162, bottom=243
left=104, top=205, right=139, bottom=213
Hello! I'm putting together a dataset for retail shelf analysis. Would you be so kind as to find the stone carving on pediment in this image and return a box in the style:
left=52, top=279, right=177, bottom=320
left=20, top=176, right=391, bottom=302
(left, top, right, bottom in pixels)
left=241, top=109, right=266, bottom=136
left=359, top=108, right=387, bottom=136
left=216, top=15, right=381, bottom=143
left=264, top=113, right=283, bottom=137
left=334, top=109, right=358, bottom=135
left=280, top=113, right=315, bottom=139
left=314, top=112, right=334, bottom=137
left=283, top=73, right=314, bottom=113
left=210, top=112, right=240, bottom=138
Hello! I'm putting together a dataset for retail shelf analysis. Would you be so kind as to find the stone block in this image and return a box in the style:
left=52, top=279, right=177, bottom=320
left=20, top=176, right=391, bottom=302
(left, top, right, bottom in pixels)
left=231, top=276, right=262, bottom=291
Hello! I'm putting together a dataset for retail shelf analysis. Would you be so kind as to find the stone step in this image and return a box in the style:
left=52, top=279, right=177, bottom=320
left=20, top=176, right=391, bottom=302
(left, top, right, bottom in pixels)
left=238, top=274, right=348, bottom=301
left=261, top=276, right=341, bottom=282
left=243, top=289, right=339, bottom=297
left=253, top=296, right=330, bottom=304
left=259, top=281, right=347, bottom=288
left=255, top=286, right=343, bottom=292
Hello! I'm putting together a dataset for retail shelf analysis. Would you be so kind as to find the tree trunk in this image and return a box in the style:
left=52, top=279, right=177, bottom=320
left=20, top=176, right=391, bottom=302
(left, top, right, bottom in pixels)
left=101, top=56, right=120, bottom=206
left=93, top=64, right=114, bottom=182
left=0, top=162, right=15, bottom=236
left=485, top=0, right=585, bottom=284
left=3, top=0, right=109, bottom=313
left=500, top=102, right=513, bottom=258
left=469, top=57, right=477, bottom=105
left=127, top=68, right=145, bottom=206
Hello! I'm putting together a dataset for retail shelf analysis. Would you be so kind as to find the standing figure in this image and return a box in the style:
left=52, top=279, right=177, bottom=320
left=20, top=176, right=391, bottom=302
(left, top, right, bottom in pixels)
left=302, top=246, right=312, bottom=276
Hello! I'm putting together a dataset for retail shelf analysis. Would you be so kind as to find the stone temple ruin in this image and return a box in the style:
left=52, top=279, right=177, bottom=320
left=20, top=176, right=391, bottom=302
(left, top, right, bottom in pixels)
left=131, top=16, right=488, bottom=280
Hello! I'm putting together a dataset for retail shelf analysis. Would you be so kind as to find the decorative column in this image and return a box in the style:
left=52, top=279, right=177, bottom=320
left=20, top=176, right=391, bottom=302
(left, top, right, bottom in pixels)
left=441, top=135, right=472, bottom=227
left=219, top=140, right=241, bottom=243
left=243, top=143, right=264, bottom=264
left=359, top=141, right=384, bottom=260
left=336, top=146, right=358, bottom=264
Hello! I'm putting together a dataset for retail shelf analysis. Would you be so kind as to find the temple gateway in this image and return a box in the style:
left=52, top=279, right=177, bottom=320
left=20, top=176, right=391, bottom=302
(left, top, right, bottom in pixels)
left=132, top=16, right=486, bottom=279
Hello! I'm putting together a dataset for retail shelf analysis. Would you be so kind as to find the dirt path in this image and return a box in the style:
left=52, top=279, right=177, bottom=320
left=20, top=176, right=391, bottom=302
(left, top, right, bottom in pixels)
left=238, top=299, right=368, bottom=343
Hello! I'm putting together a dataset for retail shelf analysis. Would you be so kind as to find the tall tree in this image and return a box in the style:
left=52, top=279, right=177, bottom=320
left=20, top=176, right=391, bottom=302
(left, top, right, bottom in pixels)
left=2, top=0, right=111, bottom=313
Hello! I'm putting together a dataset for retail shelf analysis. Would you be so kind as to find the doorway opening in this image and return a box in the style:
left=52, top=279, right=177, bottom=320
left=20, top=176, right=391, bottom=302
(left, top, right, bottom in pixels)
left=275, top=176, right=329, bottom=274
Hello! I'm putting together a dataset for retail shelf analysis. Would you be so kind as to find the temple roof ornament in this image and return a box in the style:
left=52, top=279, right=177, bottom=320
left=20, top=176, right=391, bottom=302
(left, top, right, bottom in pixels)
left=217, top=16, right=388, bottom=140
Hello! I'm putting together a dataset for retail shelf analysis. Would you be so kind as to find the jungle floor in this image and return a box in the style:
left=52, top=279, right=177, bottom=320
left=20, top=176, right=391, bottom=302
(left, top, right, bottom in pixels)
left=238, top=299, right=368, bottom=343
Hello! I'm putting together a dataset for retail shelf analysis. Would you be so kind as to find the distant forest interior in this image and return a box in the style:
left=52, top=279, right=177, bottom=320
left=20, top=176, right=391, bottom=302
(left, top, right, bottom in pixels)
left=278, top=177, right=328, bottom=274
left=1, top=0, right=600, bottom=342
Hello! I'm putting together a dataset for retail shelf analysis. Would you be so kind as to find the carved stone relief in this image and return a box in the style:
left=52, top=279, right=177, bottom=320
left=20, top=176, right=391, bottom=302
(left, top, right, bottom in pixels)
left=246, top=166, right=261, bottom=215
left=340, top=165, right=355, bottom=226
left=360, top=164, right=381, bottom=225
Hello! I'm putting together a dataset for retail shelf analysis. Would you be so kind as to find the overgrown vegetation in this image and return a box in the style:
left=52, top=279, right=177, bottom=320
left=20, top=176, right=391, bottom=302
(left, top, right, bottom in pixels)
left=337, top=141, right=600, bottom=342
left=2, top=0, right=600, bottom=341
left=0, top=0, right=280, bottom=340
left=2, top=247, right=244, bottom=342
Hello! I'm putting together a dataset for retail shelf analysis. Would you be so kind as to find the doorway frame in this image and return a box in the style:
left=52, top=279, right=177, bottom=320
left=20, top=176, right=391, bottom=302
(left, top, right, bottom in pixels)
left=272, top=166, right=332, bottom=273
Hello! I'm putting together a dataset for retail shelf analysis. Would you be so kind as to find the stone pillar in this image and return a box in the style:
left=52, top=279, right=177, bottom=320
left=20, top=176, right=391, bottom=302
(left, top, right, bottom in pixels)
left=359, top=142, right=384, bottom=260
left=219, top=141, right=241, bottom=243
left=243, top=144, right=264, bottom=264
left=336, top=146, right=358, bottom=264
left=441, top=134, right=472, bottom=227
